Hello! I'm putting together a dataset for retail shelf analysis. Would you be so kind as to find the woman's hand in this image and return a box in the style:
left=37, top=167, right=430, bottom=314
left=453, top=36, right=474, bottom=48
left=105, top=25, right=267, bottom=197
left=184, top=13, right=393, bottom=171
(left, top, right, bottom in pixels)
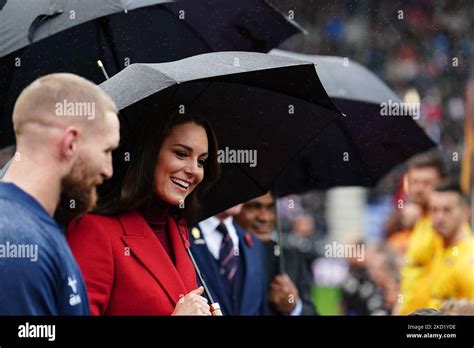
left=172, top=286, right=211, bottom=316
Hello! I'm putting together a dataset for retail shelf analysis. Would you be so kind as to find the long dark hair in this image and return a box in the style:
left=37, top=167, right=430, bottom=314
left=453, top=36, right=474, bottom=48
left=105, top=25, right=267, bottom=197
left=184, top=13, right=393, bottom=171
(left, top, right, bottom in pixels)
left=95, top=107, right=220, bottom=225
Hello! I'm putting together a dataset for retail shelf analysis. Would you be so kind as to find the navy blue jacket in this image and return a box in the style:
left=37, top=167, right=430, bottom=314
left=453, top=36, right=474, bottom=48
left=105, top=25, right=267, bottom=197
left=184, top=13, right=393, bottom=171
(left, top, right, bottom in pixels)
left=0, top=183, right=90, bottom=315
left=190, top=222, right=268, bottom=315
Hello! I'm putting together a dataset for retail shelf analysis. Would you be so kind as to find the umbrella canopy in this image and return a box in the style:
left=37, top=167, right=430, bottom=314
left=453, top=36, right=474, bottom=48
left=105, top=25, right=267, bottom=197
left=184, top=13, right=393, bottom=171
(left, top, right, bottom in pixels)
left=0, top=0, right=303, bottom=148
left=270, top=49, right=436, bottom=195
left=0, top=0, right=170, bottom=56
left=98, top=51, right=342, bottom=221
left=271, top=50, right=400, bottom=105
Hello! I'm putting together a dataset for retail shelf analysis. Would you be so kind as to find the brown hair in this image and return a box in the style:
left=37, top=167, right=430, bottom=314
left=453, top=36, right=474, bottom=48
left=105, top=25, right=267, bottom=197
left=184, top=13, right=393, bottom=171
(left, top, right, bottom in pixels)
left=94, top=109, right=220, bottom=225
left=434, top=179, right=469, bottom=205
left=407, top=152, right=448, bottom=178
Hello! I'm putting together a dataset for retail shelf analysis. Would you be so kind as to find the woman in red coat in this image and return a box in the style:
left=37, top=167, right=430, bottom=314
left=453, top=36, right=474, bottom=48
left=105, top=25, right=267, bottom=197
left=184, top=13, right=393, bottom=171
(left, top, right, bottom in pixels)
left=67, top=113, right=220, bottom=315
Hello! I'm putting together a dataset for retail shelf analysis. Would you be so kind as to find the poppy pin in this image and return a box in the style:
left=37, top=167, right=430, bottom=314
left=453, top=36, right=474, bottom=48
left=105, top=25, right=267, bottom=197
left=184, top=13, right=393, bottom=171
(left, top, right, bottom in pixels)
left=245, top=232, right=254, bottom=248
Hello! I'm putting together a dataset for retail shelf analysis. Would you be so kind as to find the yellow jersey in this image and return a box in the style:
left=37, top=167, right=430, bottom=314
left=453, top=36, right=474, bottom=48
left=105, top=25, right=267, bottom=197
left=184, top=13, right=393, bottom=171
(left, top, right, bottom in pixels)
left=398, top=215, right=443, bottom=315
left=427, top=230, right=474, bottom=309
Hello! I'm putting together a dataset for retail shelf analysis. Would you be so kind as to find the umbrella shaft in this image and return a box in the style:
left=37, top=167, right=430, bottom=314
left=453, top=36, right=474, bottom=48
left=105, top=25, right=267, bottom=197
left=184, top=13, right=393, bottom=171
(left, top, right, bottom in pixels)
left=185, top=247, right=215, bottom=303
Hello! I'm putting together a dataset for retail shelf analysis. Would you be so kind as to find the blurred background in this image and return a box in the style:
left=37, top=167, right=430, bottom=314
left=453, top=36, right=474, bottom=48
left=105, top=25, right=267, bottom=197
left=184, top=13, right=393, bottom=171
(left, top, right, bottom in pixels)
left=265, top=0, right=474, bottom=315
left=1, top=0, right=472, bottom=316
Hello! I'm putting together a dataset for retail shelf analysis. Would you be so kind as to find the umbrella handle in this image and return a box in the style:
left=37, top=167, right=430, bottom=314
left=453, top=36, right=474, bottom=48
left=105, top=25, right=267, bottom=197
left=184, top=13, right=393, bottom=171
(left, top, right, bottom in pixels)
left=273, top=193, right=286, bottom=274
left=187, top=248, right=223, bottom=316
left=210, top=303, right=223, bottom=316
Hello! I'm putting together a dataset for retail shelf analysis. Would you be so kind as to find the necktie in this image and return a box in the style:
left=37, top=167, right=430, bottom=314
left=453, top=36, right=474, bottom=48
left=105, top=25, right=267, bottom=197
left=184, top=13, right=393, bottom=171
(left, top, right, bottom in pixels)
left=216, top=223, right=238, bottom=283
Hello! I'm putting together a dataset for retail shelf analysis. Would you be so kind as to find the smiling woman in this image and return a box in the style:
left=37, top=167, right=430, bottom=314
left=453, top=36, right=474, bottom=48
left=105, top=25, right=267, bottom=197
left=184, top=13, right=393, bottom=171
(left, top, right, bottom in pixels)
left=66, top=112, right=221, bottom=316
left=96, top=113, right=220, bottom=224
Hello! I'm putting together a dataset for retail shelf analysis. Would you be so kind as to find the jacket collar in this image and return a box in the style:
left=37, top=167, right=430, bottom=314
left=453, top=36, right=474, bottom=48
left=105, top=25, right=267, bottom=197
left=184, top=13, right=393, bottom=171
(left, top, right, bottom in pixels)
left=190, top=224, right=233, bottom=314
left=191, top=222, right=263, bottom=315
left=118, top=210, right=196, bottom=304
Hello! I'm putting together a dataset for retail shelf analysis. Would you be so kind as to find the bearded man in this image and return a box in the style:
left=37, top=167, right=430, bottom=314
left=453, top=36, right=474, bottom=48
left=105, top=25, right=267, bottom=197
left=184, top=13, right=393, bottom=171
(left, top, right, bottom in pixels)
left=0, top=73, right=120, bottom=315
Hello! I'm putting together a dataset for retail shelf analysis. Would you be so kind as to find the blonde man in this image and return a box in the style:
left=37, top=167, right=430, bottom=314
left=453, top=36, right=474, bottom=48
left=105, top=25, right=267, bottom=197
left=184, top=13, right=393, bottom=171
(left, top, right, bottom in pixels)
left=0, top=73, right=120, bottom=315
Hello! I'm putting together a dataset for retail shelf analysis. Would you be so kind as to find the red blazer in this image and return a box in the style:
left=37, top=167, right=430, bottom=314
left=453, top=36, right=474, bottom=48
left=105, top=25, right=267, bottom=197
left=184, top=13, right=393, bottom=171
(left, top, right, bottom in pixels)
left=67, top=210, right=197, bottom=315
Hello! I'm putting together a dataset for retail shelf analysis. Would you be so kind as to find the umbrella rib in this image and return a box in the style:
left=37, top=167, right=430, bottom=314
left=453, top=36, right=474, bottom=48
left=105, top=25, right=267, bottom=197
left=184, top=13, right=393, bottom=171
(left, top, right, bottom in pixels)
left=178, top=78, right=344, bottom=197
left=270, top=113, right=339, bottom=196
left=331, top=113, right=377, bottom=184
left=262, top=0, right=308, bottom=36
left=138, top=64, right=178, bottom=85
left=97, top=17, right=122, bottom=80
left=160, top=4, right=214, bottom=52
left=187, top=79, right=274, bottom=196
left=242, top=167, right=268, bottom=193
left=181, top=80, right=214, bottom=109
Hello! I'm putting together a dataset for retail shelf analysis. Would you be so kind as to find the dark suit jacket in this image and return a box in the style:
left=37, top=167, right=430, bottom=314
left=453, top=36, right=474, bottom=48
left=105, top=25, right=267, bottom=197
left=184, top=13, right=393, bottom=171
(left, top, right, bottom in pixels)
left=264, top=240, right=317, bottom=315
left=189, top=222, right=268, bottom=315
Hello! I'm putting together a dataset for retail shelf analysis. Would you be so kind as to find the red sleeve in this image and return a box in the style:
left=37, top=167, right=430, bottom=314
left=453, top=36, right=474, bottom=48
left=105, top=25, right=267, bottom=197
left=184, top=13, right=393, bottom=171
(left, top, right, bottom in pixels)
left=67, top=215, right=115, bottom=316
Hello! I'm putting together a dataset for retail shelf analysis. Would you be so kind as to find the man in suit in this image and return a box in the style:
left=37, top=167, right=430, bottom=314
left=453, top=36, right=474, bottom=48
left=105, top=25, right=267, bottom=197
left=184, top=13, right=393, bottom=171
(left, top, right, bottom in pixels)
left=234, top=193, right=317, bottom=315
left=190, top=204, right=268, bottom=315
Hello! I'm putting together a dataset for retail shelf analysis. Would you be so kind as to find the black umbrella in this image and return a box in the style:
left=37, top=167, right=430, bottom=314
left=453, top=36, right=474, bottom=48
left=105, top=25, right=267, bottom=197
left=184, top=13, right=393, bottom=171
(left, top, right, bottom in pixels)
left=0, top=0, right=303, bottom=148
left=99, top=51, right=341, bottom=220
left=265, top=50, right=436, bottom=274
left=97, top=51, right=341, bottom=312
left=270, top=50, right=436, bottom=196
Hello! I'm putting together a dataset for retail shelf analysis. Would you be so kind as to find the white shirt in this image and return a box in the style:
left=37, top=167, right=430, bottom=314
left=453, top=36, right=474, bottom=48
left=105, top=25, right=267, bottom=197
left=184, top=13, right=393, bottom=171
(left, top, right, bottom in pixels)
left=198, top=216, right=239, bottom=260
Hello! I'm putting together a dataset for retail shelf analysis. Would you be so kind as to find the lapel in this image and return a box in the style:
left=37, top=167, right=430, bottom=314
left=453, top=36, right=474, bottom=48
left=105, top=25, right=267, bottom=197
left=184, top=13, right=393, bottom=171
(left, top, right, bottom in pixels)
left=235, top=223, right=261, bottom=315
left=119, top=210, right=192, bottom=304
left=189, top=225, right=233, bottom=315
left=168, top=216, right=197, bottom=292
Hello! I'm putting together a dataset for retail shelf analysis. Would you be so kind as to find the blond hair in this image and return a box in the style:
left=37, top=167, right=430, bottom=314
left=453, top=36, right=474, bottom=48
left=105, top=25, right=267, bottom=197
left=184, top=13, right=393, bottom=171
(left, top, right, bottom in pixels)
left=13, top=73, right=117, bottom=142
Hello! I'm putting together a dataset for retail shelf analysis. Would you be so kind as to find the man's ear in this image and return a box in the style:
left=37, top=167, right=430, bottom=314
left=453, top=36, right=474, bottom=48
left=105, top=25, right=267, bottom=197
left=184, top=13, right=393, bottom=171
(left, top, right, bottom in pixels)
left=60, top=127, right=79, bottom=160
